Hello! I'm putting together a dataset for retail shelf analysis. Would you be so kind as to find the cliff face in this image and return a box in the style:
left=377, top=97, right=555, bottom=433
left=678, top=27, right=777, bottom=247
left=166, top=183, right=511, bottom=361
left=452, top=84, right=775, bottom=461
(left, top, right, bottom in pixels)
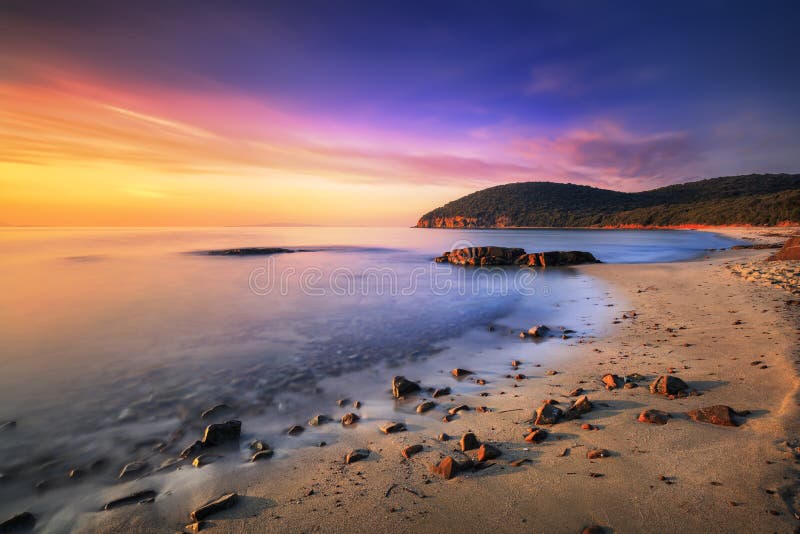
left=416, top=174, right=800, bottom=228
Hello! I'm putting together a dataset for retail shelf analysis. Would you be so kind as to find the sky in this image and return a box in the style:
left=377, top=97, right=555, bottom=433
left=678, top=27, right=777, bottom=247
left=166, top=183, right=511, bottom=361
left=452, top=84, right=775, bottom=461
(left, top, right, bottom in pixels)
left=1, top=0, right=799, bottom=226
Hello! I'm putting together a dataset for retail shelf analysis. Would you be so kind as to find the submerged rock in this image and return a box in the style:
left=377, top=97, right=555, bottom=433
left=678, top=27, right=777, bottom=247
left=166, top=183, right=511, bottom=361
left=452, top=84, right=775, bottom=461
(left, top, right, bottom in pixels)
left=341, top=413, right=360, bottom=425
left=180, top=440, right=205, bottom=459
left=287, top=425, right=305, bottom=436
left=0, top=512, right=35, bottom=532
left=448, top=404, right=470, bottom=415
left=190, top=493, right=238, bottom=522
left=451, top=368, right=473, bottom=377
left=118, top=461, right=147, bottom=479
left=104, top=490, right=158, bottom=510
left=308, top=414, right=331, bottom=426
left=392, top=376, right=420, bottom=398
left=432, top=387, right=451, bottom=398
left=201, top=420, right=241, bottom=446
left=249, top=440, right=269, bottom=452
left=527, top=325, right=550, bottom=338
left=200, top=404, right=232, bottom=420
left=687, top=405, right=740, bottom=427
left=250, top=450, right=274, bottom=462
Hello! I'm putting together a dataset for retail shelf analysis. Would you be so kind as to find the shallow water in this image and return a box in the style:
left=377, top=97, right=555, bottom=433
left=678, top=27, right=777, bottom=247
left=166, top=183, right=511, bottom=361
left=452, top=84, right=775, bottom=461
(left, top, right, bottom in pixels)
left=0, top=226, right=740, bottom=527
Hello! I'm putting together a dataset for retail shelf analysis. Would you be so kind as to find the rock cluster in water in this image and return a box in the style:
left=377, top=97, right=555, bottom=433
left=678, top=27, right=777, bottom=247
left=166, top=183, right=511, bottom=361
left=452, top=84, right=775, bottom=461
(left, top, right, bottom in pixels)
left=434, top=246, right=600, bottom=267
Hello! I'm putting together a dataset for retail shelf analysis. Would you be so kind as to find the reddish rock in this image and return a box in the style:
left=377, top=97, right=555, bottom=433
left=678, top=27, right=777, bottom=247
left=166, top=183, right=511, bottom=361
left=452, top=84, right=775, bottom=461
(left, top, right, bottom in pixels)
left=581, top=423, right=595, bottom=430
left=401, top=444, right=423, bottom=459
left=460, top=432, right=480, bottom=451
left=582, top=526, right=606, bottom=534
left=524, top=429, right=548, bottom=443
left=638, top=409, right=670, bottom=425
left=587, top=449, right=610, bottom=459
left=534, top=402, right=563, bottom=425
left=190, top=493, right=238, bottom=521
left=345, top=449, right=370, bottom=464
left=569, top=387, right=584, bottom=397
left=602, top=374, right=624, bottom=390
left=649, top=375, right=689, bottom=396
left=687, top=405, right=740, bottom=427
left=429, top=456, right=459, bottom=479
left=380, top=422, right=406, bottom=434
left=341, top=413, right=360, bottom=425
left=477, top=443, right=501, bottom=461
left=564, top=395, right=593, bottom=420
left=451, top=368, right=473, bottom=377
left=768, top=237, right=800, bottom=261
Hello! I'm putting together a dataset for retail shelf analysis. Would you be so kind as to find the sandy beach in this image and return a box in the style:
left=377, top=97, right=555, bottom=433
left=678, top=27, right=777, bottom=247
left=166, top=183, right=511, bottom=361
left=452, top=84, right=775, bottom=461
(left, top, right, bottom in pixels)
left=57, top=227, right=800, bottom=533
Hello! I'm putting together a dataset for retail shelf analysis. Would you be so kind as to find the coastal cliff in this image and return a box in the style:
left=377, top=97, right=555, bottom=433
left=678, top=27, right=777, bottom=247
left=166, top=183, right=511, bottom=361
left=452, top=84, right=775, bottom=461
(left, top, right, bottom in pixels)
left=416, top=173, right=800, bottom=228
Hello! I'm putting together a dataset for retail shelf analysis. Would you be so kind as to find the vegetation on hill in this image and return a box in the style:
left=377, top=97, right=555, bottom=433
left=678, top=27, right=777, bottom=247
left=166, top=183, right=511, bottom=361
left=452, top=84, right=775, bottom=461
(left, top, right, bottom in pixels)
left=416, top=174, right=800, bottom=228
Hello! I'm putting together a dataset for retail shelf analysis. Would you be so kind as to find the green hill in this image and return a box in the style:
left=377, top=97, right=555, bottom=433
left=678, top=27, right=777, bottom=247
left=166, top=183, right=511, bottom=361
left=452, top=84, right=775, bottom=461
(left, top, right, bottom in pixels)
left=415, top=174, right=800, bottom=228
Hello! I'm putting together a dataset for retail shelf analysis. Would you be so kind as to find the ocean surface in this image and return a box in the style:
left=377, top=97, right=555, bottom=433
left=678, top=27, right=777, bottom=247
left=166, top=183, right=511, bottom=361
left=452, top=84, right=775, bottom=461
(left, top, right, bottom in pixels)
left=0, top=226, right=741, bottom=526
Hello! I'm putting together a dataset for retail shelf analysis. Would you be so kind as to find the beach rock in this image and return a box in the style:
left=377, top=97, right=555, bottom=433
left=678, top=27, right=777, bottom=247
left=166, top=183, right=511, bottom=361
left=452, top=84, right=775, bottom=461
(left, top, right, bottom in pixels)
left=564, top=395, right=592, bottom=419
left=180, top=440, right=205, bottom=459
left=353, top=400, right=362, bottom=409
left=380, top=422, right=406, bottom=434
left=184, top=521, right=207, bottom=533
left=308, top=414, right=331, bottom=426
left=626, top=373, right=646, bottom=382
left=514, top=373, right=526, bottom=381
left=201, top=420, right=241, bottom=446
left=190, top=492, right=238, bottom=522
left=432, top=387, right=451, bottom=398
left=687, top=405, right=739, bottom=427
left=429, top=456, right=459, bottom=479
left=341, top=413, right=360, bottom=425
left=582, top=526, right=606, bottom=534
left=602, top=374, right=624, bottom=390
left=649, top=375, right=689, bottom=396
left=624, top=382, right=638, bottom=389
left=0, top=512, right=35, bottom=532
left=511, top=359, right=521, bottom=367
left=448, top=404, right=470, bottom=415
left=638, top=409, right=670, bottom=425
left=451, top=368, right=473, bottom=377
left=524, top=429, right=548, bottom=443
left=460, top=432, right=480, bottom=451
left=416, top=401, right=436, bottom=413
left=545, top=369, right=558, bottom=376
left=437, top=433, right=450, bottom=441
left=336, top=398, right=349, bottom=407
left=402, top=444, right=423, bottom=459
left=569, top=387, right=584, bottom=397
left=0, top=421, right=16, bottom=432
left=192, top=454, right=220, bottom=468
left=249, top=440, right=269, bottom=452
left=392, top=376, right=420, bottom=398
left=435, top=246, right=526, bottom=266
left=534, top=402, right=564, bottom=425
left=103, top=490, right=158, bottom=510
left=118, top=461, right=147, bottom=479
left=477, top=443, right=501, bottom=461
left=528, top=325, right=550, bottom=337
left=767, top=237, right=800, bottom=261
left=345, top=449, right=370, bottom=464
left=587, top=449, right=610, bottom=459
left=200, top=404, right=232, bottom=420
left=250, top=450, right=274, bottom=462
left=287, top=425, right=305, bottom=436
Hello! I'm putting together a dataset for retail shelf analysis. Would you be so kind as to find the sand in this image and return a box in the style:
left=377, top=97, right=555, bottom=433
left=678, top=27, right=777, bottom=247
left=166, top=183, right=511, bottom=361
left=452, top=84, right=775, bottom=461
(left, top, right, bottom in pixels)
left=76, top=228, right=800, bottom=534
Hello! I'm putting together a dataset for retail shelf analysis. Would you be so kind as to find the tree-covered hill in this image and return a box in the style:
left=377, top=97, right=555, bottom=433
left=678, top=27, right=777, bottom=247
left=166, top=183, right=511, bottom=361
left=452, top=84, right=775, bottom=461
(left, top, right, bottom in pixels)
left=416, top=174, right=800, bottom=228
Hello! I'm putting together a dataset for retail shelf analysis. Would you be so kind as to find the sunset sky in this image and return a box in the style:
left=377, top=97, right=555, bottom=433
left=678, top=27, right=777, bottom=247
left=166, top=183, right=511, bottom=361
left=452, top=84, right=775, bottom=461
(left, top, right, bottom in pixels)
left=1, top=1, right=799, bottom=226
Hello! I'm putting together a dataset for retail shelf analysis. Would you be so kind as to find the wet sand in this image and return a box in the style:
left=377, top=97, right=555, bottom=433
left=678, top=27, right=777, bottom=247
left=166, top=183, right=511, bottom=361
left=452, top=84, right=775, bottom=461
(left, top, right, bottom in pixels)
left=69, top=228, right=800, bottom=533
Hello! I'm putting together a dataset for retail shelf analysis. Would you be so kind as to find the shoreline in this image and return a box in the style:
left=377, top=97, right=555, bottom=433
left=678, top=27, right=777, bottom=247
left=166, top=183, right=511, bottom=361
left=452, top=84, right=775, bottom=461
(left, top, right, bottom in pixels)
left=72, top=227, right=800, bottom=533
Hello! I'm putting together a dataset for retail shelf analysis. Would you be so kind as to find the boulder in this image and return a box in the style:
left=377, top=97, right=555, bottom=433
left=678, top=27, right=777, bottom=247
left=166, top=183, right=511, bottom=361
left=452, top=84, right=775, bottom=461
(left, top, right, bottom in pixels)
left=392, top=376, right=420, bottom=398
left=416, top=400, right=436, bottom=413
left=687, top=405, right=739, bottom=427
left=435, top=246, right=526, bottom=266
left=341, top=413, right=360, bottom=425
left=638, top=409, right=670, bottom=425
left=380, top=422, right=406, bottom=434
left=767, top=237, right=800, bottom=261
left=190, top=493, right=238, bottom=522
left=0, top=512, right=36, bottom=532
left=534, top=402, right=564, bottom=425
left=429, top=456, right=459, bottom=479
left=460, top=432, right=480, bottom=451
left=477, top=443, right=501, bottom=461
left=103, top=490, right=158, bottom=510
left=201, top=420, right=241, bottom=446
left=601, top=374, right=624, bottom=390
left=401, top=444, right=423, bottom=459
left=649, top=376, right=689, bottom=396
left=345, top=449, right=370, bottom=464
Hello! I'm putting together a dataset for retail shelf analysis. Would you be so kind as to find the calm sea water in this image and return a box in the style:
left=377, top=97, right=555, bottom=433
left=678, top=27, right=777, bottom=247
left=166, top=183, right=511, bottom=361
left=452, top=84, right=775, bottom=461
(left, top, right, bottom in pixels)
left=0, top=226, right=740, bottom=526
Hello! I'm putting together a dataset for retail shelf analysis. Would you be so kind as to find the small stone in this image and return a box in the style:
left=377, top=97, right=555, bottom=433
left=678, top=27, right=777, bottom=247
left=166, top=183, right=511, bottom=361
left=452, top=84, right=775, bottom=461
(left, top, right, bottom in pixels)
left=432, top=387, right=451, bottom=398
left=380, top=422, right=406, bottom=434
left=392, top=376, right=420, bottom=398
left=192, top=454, right=220, bottom=467
left=308, top=414, right=331, bottom=426
left=564, top=395, right=593, bottom=419
left=345, top=449, right=370, bottom=464
left=416, top=401, right=435, bottom=413
left=687, top=405, right=740, bottom=427
left=587, top=449, right=610, bottom=459
left=477, top=379, right=487, bottom=385
left=624, top=382, right=638, bottom=389
left=200, top=404, right=232, bottom=420
left=511, top=360, right=521, bottom=367
left=249, top=440, right=269, bottom=451
left=341, top=413, right=360, bottom=425
left=528, top=325, right=549, bottom=337
left=649, top=375, right=689, bottom=396
left=601, top=374, right=624, bottom=390
left=451, top=368, right=473, bottom=377
left=510, top=458, right=531, bottom=467
left=336, top=398, right=349, bottom=407
left=287, top=425, right=305, bottom=436
left=437, top=433, right=450, bottom=441
left=514, top=374, right=526, bottom=381
left=353, top=400, right=362, bottom=409
left=477, top=443, right=501, bottom=461
left=476, top=406, right=491, bottom=413
left=545, top=370, right=558, bottom=376
left=460, top=432, right=480, bottom=451
left=582, top=526, right=605, bottom=534
left=581, top=423, right=595, bottom=430
left=250, top=450, right=274, bottom=462
left=638, top=409, right=670, bottom=425
left=402, top=444, right=423, bottom=459
left=569, top=387, right=584, bottom=397
left=448, top=404, right=470, bottom=415
left=524, top=429, right=548, bottom=443
left=103, top=490, right=158, bottom=510
left=429, top=456, right=459, bottom=479
left=190, top=493, right=238, bottom=521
